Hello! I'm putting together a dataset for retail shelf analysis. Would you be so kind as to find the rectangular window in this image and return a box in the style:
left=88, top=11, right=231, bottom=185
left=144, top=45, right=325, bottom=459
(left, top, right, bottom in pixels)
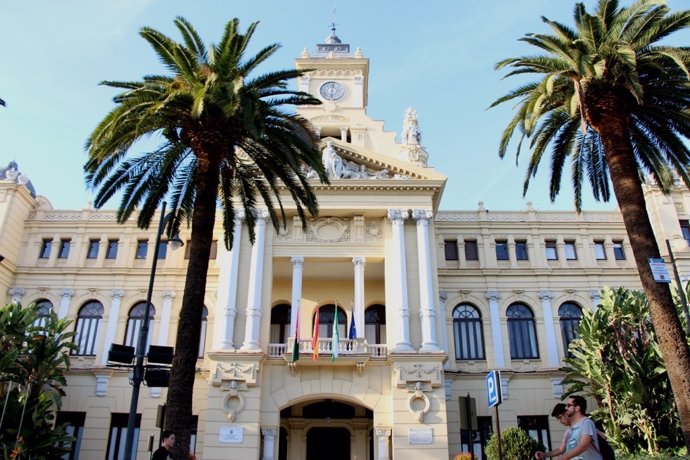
left=157, top=241, right=168, bottom=260
left=135, top=240, right=148, bottom=259
left=57, top=239, right=71, bottom=259
left=461, top=416, right=493, bottom=460
left=681, top=220, right=690, bottom=244
left=39, top=238, right=52, bottom=259
left=545, top=240, right=557, bottom=260
left=106, top=413, right=140, bottom=460
left=56, top=411, right=86, bottom=460
left=444, top=240, right=459, bottom=261
left=518, top=415, right=552, bottom=452
left=564, top=240, right=577, bottom=260
left=495, top=240, right=509, bottom=261
left=106, top=239, right=119, bottom=260
left=515, top=240, right=528, bottom=260
left=613, top=240, right=625, bottom=260
left=185, top=240, right=218, bottom=260
left=87, top=239, right=100, bottom=259
left=464, top=239, right=479, bottom=261
left=594, top=240, right=606, bottom=260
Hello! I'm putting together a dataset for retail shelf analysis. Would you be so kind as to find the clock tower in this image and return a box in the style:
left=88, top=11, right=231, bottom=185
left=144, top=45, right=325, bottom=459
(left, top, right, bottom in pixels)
left=295, top=24, right=369, bottom=111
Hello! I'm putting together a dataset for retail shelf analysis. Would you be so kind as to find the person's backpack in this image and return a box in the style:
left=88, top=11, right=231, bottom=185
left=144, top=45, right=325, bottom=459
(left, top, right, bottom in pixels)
left=597, top=433, right=615, bottom=460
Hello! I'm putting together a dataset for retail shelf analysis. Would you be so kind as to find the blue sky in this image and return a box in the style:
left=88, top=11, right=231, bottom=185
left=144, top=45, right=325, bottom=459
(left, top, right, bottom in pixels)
left=1, top=0, right=688, bottom=212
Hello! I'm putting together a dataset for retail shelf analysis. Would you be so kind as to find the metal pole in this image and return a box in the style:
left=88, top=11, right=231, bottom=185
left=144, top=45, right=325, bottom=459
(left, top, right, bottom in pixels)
left=124, top=202, right=168, bottom=460
left=495, top=404, right=502, bottom=460
left=666, top=239, right=690, bottom=336
left=466, top=392, right=474, bottom=459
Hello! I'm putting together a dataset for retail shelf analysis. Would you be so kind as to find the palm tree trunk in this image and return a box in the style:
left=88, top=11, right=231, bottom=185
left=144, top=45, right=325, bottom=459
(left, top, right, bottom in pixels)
left=599, top=113, right=690, bottom=450
left=165, top=146, right=221, bottom=459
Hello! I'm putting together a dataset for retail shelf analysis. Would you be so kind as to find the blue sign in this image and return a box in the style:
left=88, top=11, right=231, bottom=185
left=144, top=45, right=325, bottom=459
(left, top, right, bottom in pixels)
left=486, top=370, right=502, bottom=407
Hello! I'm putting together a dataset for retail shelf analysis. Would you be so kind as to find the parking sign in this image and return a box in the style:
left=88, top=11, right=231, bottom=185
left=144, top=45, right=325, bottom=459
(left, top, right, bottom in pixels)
left=486, top=370, right=502, bottom=407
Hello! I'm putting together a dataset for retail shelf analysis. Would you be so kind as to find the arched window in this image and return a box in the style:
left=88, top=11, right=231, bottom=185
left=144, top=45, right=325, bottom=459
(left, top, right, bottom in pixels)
left=124, top=302, right=155, bottom=348
left=33, top=298, right=53, bottom=328
left=270, top=304, right=291, bottom=344
left=198, top=305, right=209, bottom=359
left=507, top=303, right=539, bottom=359
left=72, top=300, right=104, bottom=356
left=559, top=302, right=583, bottom=356
left=365, top=304, right=386, bottom=344
left=314, top=305, right=346, bottom=339
left=453, top=304, right=485, bottom=360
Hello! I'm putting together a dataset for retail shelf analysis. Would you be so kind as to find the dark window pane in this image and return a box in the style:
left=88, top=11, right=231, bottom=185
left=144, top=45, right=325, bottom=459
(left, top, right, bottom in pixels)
left=106, top=240, right=119, bottom=259
left=565, top=241, right=577, bottom=260
left=594, top=241, right=606, bottom=260
left=157, top=241, right=167, bottom=259
left=613, top=241, right=625, bottom=260
left=464, top=240, right=479, bottom=261
left=87, top=239, right=100, bottom=259
left=72, top=300, right=104, bottom=356
left=496, top=240, right=509, bottom=260
left=135, top=240, right=148, bottom=259
left=453, top=304, right=485, bottom=360
left=515, top=240, right=528, bottom=260
left=58, top=239, right=71, bottom=259
left=545, top=241, right=557, bottom=260
left=39, top=239, right=52, bottom=259
left=507, top=303, right=539, bottom=359
left=444, top=240, right=459, bottom=261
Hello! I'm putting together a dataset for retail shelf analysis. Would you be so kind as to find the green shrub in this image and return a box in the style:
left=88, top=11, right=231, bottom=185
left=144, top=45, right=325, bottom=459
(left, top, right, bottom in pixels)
left=485, top=426, right=541, bottom=460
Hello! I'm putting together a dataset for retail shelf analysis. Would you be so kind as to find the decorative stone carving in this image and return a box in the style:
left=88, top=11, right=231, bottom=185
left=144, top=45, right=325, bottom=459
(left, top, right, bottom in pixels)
left=399, top=107, right=429, bottom=167
left=212, top=362, right=258, bottom=387
left=221, top=380, right=246, bottom=422
left=407, top=381, right=431, bottom=423
left=306, top=217, right=351, bottom=242
left=395, top=363, right=443, bottom=388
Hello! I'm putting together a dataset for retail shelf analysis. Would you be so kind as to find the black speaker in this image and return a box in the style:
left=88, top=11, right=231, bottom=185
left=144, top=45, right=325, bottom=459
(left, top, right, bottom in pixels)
left=144, top=368, right=171, bottom=387
left=146, top=345, right=174, bottom=364
left=107, top=344, right=135, bottom=365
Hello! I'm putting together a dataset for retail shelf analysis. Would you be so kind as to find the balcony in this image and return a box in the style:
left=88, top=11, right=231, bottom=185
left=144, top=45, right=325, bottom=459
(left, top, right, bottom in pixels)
left=267, top=338, right=388, bottom=360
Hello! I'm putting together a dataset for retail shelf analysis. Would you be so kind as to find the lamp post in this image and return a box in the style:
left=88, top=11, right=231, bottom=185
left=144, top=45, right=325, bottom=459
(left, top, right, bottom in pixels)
left=123, top=202, right=182, bottom=460
left=666, top=239, right=690, bottom=337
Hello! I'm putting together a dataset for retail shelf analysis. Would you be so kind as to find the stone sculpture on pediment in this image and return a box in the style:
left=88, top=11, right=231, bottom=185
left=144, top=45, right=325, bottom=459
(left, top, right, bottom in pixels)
left=302, top=141, right=394, bottom=180
left=399, top=107, right=429, bottom=167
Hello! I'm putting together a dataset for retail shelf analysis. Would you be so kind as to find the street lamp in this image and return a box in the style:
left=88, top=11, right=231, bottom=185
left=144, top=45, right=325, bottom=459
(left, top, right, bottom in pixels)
left=122, top=201, right=183, bottom=460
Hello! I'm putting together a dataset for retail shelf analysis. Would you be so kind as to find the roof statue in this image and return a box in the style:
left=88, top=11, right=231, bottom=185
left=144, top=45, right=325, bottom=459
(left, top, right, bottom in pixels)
left=400, top=107, right=429, bottom=168
left=0, top=161, right=36, bottom=197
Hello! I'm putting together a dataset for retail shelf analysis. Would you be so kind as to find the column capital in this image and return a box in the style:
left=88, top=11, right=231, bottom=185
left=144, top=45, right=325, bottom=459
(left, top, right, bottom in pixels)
left=387, top=208, right=409, bottom=222
left=290, top=256, right=304, bottom=268
left=411, top=208, right=433, bottom=221
left=261, top=427, right=278, bottom=438
left=111, top=289, right=125, bottom=300
left=253, top=208, right=269, bottom=221
left=486, top=290, right=501, bottom=302
left=352, top=256, right=366, bottom=267
left=539, top=290, right=554, bottom=301
left=375, top=427, right=392, bottom=437
left=163, top=290, right=176, bottom=301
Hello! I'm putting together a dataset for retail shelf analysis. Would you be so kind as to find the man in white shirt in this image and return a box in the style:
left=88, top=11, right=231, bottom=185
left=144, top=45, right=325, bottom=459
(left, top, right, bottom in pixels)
left=561, top=395, right=602, bottom=460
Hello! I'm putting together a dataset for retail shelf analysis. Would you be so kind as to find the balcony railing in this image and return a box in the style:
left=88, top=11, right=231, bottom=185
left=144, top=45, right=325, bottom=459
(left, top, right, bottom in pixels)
left=267, top=338, right=388, bottom=359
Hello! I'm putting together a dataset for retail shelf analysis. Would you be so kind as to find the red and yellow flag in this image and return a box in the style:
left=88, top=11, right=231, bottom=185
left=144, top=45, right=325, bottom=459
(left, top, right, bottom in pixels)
left=312, top=304, right=320, bottom=361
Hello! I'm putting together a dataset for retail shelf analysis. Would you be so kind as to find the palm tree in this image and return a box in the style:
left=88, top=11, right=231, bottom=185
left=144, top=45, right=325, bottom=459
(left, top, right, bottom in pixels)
left=491, top=0, right=690, bottom=448
left=85, top=17, right=327, bottom=457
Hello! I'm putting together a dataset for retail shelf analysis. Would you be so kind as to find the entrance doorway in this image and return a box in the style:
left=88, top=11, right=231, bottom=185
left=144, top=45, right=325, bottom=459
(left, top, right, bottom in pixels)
left=306, top=427, right=350, bottom=460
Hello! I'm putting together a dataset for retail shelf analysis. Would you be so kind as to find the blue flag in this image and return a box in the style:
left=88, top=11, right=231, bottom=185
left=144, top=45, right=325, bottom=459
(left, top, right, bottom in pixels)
left=348, top=314, right=356, bottom=340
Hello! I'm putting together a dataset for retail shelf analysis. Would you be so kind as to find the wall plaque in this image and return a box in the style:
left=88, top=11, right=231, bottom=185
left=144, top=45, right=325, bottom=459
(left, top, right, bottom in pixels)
left=408, top=428, right=433, bottom=445
left=219, top=426, right=244, bottom=444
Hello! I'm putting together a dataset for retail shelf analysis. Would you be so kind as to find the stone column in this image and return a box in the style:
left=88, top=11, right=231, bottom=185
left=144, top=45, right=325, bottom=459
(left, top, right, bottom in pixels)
left=101, top=289, right=124, bottom=365
left=539, top=290, right=560, bottom=367
left=413, top=209, right=440, bottom=352
left=387, top=209, right=413, bottom=352
left=157, top=291, right=175, bottom=346
left=241, top=209, right=268, bottom=352
left=439, top=290, right=450, bottom=368
left=375, top=427, right=391, bottom=460
left=290, top=257, right=304, bottom=337
left=352, top=256, right=366, bottom=339
left=216, top=212, right=244, bottom=350
left=58, top=288, right=73, bottom=318
left=261, top=427, right=277, bottom=460
left=590, top=289, right=602, bottom=310
left=486, top=290, right=505, bottom=368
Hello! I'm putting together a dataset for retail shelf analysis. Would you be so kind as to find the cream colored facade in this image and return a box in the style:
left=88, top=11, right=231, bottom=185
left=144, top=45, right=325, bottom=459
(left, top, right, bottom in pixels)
left=1, top=32, right=690, bottom=460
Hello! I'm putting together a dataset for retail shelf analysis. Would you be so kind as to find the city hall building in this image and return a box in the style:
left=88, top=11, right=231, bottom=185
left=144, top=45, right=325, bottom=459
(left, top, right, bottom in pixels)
left=1, top=31, right=688, bottom=460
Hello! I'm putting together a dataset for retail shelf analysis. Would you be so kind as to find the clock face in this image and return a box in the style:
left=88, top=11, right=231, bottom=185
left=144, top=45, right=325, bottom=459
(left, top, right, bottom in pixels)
left=319, top=81, right=346, bottom=101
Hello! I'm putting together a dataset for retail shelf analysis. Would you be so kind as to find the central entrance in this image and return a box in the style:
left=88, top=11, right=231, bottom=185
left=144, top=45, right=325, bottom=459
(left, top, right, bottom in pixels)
left=280, top=398, right=374, bottom=460
left=306, top=427, right=350, bottom=460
